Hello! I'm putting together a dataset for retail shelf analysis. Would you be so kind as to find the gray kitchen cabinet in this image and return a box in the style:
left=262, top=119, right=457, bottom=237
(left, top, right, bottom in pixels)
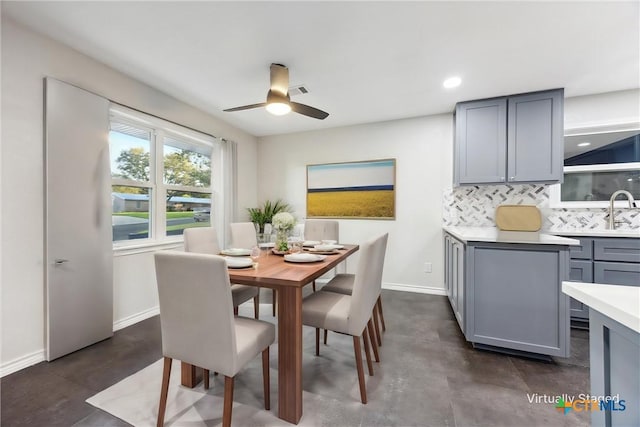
left=562, top=236, right=640, bottom=325
left=594, top=261, right=640, bottom=286
left=569, top=237, right=593, bottom=260
left=466, top=243, right=570, bottom=357
left=443, top=231, right=570, bottom=357
left=455, top=98, right=507, bottom=184
left=454, top=88, right=563, bottom=185
left=593, top=238, right=640, bottom=263
left=569, top=259, right=593, bottom=320
left=589, top=310, right=640, bottom=427
left=506, top=90, right=564, bottom=183
left=443, top=234, right=465, bottom=332
left=568, top=238, right=594, bottom=321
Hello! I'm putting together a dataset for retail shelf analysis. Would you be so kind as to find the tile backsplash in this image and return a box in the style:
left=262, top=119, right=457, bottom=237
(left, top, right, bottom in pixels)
left=443, top=184, right=639, bottom=232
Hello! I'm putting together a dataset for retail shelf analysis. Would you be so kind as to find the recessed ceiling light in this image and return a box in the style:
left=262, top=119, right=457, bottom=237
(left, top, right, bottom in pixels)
left=443, top=76, right=462, bottom=89
left=577, top=142, right=591, bottom=147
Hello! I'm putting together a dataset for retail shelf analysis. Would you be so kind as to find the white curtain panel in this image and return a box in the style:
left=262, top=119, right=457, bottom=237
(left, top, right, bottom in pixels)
left=221, top=138, right=238, bottom=247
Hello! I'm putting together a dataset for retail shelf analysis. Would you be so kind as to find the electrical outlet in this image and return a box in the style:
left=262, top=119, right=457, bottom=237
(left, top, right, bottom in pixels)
left=424, top=262, right=432, bottom=273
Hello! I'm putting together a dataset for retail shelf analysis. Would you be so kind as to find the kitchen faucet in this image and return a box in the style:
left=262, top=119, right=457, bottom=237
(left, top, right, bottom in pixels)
left=608, top=190, right=636, bottom=230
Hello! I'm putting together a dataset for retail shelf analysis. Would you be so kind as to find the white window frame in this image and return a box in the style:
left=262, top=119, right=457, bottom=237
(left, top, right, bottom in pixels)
left=110, top=104, right=222, bottom=251
left=550, top=121, right=640, bottom=208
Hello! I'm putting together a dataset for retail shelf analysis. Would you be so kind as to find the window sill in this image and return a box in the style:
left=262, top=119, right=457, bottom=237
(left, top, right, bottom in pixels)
left=113, top=239, right=183, bottom=257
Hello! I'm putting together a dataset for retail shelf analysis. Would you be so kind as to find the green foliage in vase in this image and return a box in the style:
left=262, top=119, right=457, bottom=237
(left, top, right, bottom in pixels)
left=247, top=199, right=290, bottom=232
left=277, top=240, right=289, bottom=252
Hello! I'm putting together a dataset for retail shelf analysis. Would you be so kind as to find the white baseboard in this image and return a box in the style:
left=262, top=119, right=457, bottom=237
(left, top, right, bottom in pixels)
left=113, top=306, right=159, bottom=332
left=1, top=306, right=160, bottom=378
left=382, top=282, right=447, bottom=296
left=0, top=349, right=45, bottom=378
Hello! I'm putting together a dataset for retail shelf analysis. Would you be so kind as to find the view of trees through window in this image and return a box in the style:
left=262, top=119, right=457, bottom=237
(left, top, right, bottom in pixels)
left=110, top=118, right=213, bottom=242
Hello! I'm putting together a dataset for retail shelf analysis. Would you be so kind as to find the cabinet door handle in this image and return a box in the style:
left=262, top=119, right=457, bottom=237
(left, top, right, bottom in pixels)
left=509, top=176, right=515, bottom=181
left=54, top=259, right=70, bottom=265
left=500, top=177, right=505, bottom=181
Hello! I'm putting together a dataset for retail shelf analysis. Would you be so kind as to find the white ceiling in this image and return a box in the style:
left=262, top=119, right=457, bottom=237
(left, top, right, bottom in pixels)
left=3, top=1, right=639, bottom=137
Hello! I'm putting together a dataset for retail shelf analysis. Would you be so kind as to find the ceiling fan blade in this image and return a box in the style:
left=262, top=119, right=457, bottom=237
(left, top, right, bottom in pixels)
left=223, top=102, right=267, bottom=112
left=270, top=63, right=289, bottom=96
left=290, top=102, right=329, bottom=120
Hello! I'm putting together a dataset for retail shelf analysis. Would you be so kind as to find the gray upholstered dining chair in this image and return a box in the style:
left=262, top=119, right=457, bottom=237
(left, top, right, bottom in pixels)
left=184, top=227, right=260, bottom=318
left=301, top=233, right=388, bottom=404
left=231, top=221, right=279, bottom=317
left=304, top=219, right=340, bottom=292
left=229, top=221, right=259, bottom=248
left=321, top=273, right=387, bottom=349
left=154, top=251, right=275, bottom=427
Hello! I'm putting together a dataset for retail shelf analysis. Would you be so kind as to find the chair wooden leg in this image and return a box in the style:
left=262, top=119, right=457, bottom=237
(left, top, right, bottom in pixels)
left=323, top=329, right=328, bottom=345
left=272, top=289, right=277, bottom=316
left=312, top=280, right=316, bottom=292
left=262, top=347, right=270, bottom=410
left=203, top=369, right=210, bottom=390
left=352, top=335, right=367, bottom=404
left=233, top=306, right=239, bottom=316
left=315, top=328, right=320, bottom=356
left=362, top=327, right=374, bottom=376
left=367, top=317, right=378, bottom=348
left=254, top=294, right=260, bottom=319
left=157, top=357, right=172, bottom=427
left=223, top=376, right=234, bottom=427
left=372, top=307, right=382, bottom=346
left=377, top=296, right=386, bottom=332
left=367, top=319, right=380, bottom=363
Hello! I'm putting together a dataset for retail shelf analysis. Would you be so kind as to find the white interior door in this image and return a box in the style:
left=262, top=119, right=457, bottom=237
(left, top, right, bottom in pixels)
left=45, top=78, right=113, bottom=360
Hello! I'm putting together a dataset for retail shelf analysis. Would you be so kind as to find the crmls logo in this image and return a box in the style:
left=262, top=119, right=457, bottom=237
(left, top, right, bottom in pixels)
left=555, top=398, right=627, bottom=414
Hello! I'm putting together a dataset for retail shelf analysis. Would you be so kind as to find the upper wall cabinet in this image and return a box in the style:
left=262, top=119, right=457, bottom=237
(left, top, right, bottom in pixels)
left=454, top=89, right=564, bottom=185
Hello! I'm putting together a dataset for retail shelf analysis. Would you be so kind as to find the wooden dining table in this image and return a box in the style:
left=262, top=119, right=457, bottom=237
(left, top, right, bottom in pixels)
left=180, top=244, right=359, bottom=424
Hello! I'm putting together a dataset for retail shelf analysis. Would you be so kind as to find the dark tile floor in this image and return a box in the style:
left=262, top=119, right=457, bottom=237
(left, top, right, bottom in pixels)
left=1, top=290, right=590, bottom=426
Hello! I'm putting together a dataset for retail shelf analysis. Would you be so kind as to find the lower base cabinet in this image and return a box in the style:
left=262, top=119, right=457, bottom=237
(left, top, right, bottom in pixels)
left=444, top=232, right=570, bottom=358
left=589, top=310, right=640, bottom=427
left=566, top=237, right=640, bottom=325
left=444, top=234, right=465, bottom=332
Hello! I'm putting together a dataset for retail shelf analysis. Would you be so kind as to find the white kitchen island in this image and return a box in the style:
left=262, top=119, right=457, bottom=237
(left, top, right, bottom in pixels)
left=562, top=281, right=640, bottom=427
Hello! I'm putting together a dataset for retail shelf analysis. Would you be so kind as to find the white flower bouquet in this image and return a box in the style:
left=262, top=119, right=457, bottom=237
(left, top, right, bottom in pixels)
left=272, top=212, right=295, bottom=231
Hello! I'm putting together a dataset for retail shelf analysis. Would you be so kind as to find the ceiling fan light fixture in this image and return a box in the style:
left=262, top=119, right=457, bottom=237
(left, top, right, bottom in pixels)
left=223, top=64, right=329, bottom=120
left=266, top=102, right=292, bottom=116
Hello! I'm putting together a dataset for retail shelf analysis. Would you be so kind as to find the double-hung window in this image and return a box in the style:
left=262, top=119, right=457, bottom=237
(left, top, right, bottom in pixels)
left=109, top=105, right=221, bottom=246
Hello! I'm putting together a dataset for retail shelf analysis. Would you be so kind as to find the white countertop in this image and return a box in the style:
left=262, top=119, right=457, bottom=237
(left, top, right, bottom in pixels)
left=550, top=229, right=639, bottom=239
left=443, top=226, right=580, bottom=246
left=562, top=282, right=640, bottom=333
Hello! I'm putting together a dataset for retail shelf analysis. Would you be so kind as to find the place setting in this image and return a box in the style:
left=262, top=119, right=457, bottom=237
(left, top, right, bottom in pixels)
left=304, top=239, right=345, bottom=255
left=220, top=246, right=261, bottom=269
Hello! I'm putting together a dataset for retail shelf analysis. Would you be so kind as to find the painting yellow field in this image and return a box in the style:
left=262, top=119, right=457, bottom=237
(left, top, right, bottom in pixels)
left=307, top=190, right=395, bottom=218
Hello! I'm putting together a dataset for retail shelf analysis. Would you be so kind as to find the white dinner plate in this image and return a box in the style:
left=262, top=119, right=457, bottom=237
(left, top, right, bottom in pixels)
left=221, top=248, right=252, bottom=256
left=314, top=244, right=344, bottom=250
left=224, top=256, right=253, bottom=268
left=303, top=240, right=321, bottom=247
left=305, top=247, right=339, bottom=255
left=284, top=253, right=327, bottom=263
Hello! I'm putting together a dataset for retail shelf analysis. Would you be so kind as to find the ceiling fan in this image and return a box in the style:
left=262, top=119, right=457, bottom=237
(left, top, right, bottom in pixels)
left=223, top=63, right=329, bottom=120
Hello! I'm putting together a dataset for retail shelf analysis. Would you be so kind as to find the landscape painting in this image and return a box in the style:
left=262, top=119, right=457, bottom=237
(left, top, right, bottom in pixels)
left=307, top=159, right=396, bottom=219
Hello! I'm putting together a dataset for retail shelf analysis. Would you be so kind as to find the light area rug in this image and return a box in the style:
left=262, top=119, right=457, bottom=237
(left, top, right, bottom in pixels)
left=86, top=358, right=288, bottom=427
left=86, top=357, right=367, bottom=427
left=87, top=302, right=368, bottom=426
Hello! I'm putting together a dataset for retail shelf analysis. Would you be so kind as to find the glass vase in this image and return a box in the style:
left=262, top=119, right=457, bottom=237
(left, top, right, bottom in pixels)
left=275, top=228, right=290, bottom=251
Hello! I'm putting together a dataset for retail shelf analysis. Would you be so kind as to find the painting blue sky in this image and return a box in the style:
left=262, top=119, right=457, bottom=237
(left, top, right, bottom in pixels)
left=307, top=159, right=395, bottom=191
